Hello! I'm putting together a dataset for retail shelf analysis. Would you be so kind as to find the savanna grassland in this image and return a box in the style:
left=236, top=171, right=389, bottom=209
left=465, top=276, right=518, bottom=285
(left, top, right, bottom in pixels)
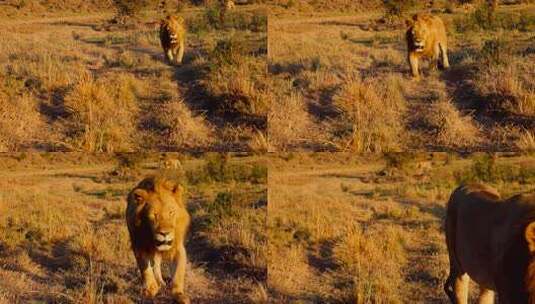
left=268, top=1, right=535, bottom=152
left=0, top=153, right=267, bottom=303
left=0, top=2, right=268, bottom=152
left=268, top=152, right=535, bottom=303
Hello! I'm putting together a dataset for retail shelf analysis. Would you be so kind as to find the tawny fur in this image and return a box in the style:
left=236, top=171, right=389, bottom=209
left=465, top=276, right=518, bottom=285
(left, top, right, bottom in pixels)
left=126, top=176, right=190, bottom=304
left=405, top=13, right=450, bottom=78
left=160, top=15, right=186, bottom=65
left=445, top=183, right=535, bottom=304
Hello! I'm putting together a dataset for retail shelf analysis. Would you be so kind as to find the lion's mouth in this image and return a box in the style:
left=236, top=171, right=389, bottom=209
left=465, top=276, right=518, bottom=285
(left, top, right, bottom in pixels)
left=156, top=239, right=173, bottom=251
left=414, top=41, right=425, bottom=51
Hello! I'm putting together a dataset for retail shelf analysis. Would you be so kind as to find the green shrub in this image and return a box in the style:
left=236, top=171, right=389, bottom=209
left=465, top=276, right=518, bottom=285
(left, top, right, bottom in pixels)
left=480, top=37, right=511, bottom=66
left=186, top=154, right=267, bottom=185
left=455, top=154, right=535, bottom=184
left=112, top=0, right=150, bottom=18
left=383, top=0, right=418, bottom=17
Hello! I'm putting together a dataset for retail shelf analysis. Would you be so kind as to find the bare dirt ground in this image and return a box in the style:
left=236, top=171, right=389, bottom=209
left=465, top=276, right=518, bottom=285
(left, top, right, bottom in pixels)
left=0, top=153, right=267, bottom=303
left=268, top=4, right=535, bottom=152
left=268, top=153, right=535, bottom=303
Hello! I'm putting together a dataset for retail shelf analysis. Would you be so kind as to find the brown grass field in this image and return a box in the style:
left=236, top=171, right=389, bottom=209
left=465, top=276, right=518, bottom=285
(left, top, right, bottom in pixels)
left=268, top=2, right=535, bottom=152
left=268, top=152, right=535, bottom=303
left=0, top=2, right=267, bottom=152
left=0, top=153, right=267, bottom=303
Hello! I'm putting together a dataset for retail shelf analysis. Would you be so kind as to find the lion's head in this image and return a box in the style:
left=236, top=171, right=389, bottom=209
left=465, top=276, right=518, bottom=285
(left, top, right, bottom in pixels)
left=127, top=177, right=186, bottom=252
left=406, top=14, right=433, bottom=53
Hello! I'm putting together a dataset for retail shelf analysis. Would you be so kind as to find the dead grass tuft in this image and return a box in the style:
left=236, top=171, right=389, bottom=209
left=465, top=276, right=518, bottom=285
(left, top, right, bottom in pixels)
left=157, top=98, right=214, bottom=149
left=423, top=99, right=480, bottom=148
left=62, top=74, right=140, bottom=152
left=334, top=224, right=407, bottom=303
left=0, top=93, right=46, bottom=151
left=333, top=75, right=406, bottom=152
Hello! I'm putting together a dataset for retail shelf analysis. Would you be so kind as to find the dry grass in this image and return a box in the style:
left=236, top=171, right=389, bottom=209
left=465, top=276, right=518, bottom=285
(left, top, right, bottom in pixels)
left=422, top=98, right=480, bottom=148
left=333, top=75, right=406, bottom=152
left=268, top=153, right=535, bottom=302
left=62, top=74, right=140, bottom=152
left=475, top=55, right=535, bottom=116
left=0, top=153, right=267, bottom=303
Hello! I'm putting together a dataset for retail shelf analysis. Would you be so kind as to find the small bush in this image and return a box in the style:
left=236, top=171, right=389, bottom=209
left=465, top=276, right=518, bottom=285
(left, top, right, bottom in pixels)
left=423, top=99, right=480, bottom=148
left=156, top=98, right=214, bottom=149
left=112, top=0, right=151, bottom=21
left=383, top=0, right=418, bottom=17
left=454, top=5, right=535, bottom=32
left=186, top=154, right=267, bottom=185
left=204, top=191, right=235, bottom=226
left=480, top=37, right=511, bottom=66
left=384, top=153, right=416, bottom=171
left=455, top=154, right=535, bottom=184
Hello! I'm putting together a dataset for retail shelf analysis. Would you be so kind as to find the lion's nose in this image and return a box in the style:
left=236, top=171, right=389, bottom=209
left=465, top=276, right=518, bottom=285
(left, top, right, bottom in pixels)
left=156, top=231, right=174, bottom=243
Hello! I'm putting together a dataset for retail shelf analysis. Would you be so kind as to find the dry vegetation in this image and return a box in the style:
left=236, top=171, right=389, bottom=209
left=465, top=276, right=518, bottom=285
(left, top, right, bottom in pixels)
left=268, top=1, right=535, bottom=152
left=0, top=2, right=267, bottom=152
left=0, top=153, right=267, bottom=303
left=268, top=152, right=535, bottom=302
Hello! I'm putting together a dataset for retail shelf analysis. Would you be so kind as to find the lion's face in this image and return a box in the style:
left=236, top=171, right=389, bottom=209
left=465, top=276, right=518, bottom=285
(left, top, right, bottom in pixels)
left=409, top=23, right=429, bottom=52
left=135, top=189, right=180, bottom=251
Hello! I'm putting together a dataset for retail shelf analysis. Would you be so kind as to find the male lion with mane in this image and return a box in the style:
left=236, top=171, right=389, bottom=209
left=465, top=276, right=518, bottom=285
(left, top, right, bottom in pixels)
left=405, top=13, right=450, bottom=78
left=445, top=183, right=535, bottom=304
left=126, top=176, right=190, bottom=303
left=160, top=15, right=186, bottom=65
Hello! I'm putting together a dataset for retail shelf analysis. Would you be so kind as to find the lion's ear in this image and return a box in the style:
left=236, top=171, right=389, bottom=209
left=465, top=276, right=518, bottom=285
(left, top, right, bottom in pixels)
left=524, top=222, right=535, bottom=254
left=405, top=18, right=414, bottom=28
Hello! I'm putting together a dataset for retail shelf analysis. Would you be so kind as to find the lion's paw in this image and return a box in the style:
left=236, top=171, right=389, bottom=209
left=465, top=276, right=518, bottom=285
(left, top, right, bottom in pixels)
left=171, top=291, right=190, bottom=304
left=143, top=280, right=160, bottom=298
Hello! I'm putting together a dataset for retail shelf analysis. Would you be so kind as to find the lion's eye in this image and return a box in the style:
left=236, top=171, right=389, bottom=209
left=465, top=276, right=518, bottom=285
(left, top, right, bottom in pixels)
left=149, top=213, right=156, bottom=220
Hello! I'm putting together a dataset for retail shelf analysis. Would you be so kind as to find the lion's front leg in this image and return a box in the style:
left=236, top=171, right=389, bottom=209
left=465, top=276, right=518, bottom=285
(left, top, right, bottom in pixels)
left=153, top=253, right=166, bottom=287
left=166, top=48, right=174, bottom=63
left=171, top=244, right=190, bottom=304
left=408, top=53, right=420, bottom=78
left=135, top=253, right=160, bottom=298
left=175, top=40, right=185, bottom=64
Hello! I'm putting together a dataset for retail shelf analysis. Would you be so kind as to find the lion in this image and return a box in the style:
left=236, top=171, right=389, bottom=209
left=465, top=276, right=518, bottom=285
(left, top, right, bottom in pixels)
left=161, top=158, right=183, bottom=170
left=226, top=0, right=235, bottom=10
left=405, top=13, right=450, bottom=78
left=126, top=176, right=191, bottom=304
left=445, top=183, right=535, bottom=304
left=160, top=15, right=186, bottom=65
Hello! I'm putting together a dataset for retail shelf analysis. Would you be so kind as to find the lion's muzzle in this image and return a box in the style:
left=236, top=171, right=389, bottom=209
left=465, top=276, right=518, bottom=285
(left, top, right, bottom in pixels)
left=155, top=231, right=174, bottom=251
left=413, top=40, right=425, bottom=52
